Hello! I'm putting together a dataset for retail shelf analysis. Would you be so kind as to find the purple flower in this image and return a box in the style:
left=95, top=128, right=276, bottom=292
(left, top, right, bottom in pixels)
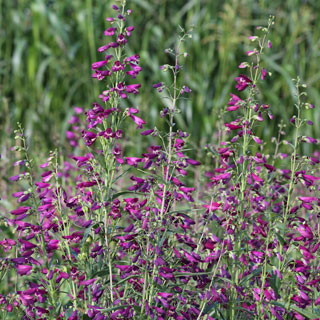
left=140, top=129, right=154, bottom=136
left=246, top=50, right=257, bottom=56
left=82, top=130, right=97, bottom=146
left=235, top=74, right=252, bottom=91
left=126, top=26, right=134, bottom=36
left=252, top=136, right=262, bottom=144
left=112, top=60, right=124, bottom=72
left=227, top=93, right=243, bottom=111
left=16, top=264, right=32, bottom=276
left=297, top=224, right=313, bottom=240
left=117, top=33, right=128, bottom=45
left=186, top=158, right=201, bottom=166
left=304, top=136, right=317, bottom=144
left=10, top=206, right=31, bottom=216
left=126, top=84, right=141, bottom=94
left=19, top=240, right=37, bottom=251
left=180, top=86, right=191, bottom=94
left=225, top=120, right=242, bottom=130
left=91, top=60, right=109, bottom=70
left=79, top=278, right=96, bottom=286
left=56, top=271, right=70, bottom=283
left=238, top=62, right=248, bottom=68
left=97, top=44, right=111, bottom=52
left=174, top=138, right=184, bottom=150
left=153, top=82, right=162, bottom=89
left=202, top=202, right=221, bottom=212
left=130, top=114, right=145, bottom=128
left=126, top=157, right=142, bottom=167
left=47, top=239, right=60, bottom=252
left=9, top=174, right=20, bottom=181
left=161, top=107, right=169, bottom=117
left=76, top=181, right=97, bottom=188
left=104, top=27, right=116, bottom=37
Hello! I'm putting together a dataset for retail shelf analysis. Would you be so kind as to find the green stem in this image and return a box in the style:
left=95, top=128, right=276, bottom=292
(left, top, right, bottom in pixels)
left=279, top=80, right=302, bottom=271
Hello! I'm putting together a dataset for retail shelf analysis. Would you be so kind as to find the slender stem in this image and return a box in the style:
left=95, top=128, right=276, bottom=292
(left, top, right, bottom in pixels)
left=197, top=243, right=225, bottom=320
left=279, top=80, right=302, bottom=271
left=232, top=20, right=273, bottom=319
left=94, top=173, right=114, bottom=303
left=147, top=34, right=184, bottom=316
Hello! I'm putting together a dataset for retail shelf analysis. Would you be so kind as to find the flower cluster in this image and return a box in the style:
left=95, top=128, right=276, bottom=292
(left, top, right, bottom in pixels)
left=2, top=5, right=320, bottom=320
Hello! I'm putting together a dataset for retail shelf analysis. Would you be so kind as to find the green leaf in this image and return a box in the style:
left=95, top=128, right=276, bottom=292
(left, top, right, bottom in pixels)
left=92, top=269, right=109, bottom=277
left=65, top=308, right=74, bottom=318
left=90, top=149, right=108, bottom=172
left=99, top=304, right=130, bottom=313
left=131, top=305, right=142, bottom=313
left=80, top=223, right=97, bottom=248
left=136, top=168, right=167, bottom=185
left=69, top=247, right=79, bottom=260
left=110, top=191, right=145, bottom=201
left=275, top=233, right=285, bottom=245
left=112, top=167, right=132, bottom=184
left=205, top=302, right=226, bottom=319
left=234, top=306, right=256, bottom=317
left=239, top=267, right=262, bottom=285
left=203, top=302, right=218, bottom=315
left=174, top=271, right=212, bottom=277
left=116, top=275, right=140, bottom=286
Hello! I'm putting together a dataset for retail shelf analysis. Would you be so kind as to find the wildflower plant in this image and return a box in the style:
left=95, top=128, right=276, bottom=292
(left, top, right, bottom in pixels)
left=1, top=2, right=320, bottom=320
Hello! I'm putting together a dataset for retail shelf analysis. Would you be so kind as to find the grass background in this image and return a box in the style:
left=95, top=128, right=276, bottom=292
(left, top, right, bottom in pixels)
left=1, top=0, right=320, bottom=159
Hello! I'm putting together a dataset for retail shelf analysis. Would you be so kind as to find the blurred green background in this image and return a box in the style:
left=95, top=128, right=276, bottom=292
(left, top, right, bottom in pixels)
left=1, top=0, right=320, bottom=157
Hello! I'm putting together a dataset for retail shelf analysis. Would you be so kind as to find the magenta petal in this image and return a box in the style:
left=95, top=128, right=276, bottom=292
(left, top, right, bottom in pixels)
left=10, top=206, right=31, bottom=216
left=16, top=264, right=32, bottom=276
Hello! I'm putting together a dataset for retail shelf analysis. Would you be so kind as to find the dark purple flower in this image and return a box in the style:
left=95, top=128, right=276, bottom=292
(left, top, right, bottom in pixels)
left=225, top=120, right=242, bottom=130
left=10, top=206, right=31, bottom=216
left=9, top=174, right=20, bottom=182
left=82, top=130, right=97, bottom=146
left=227, top=93, right=243, bottom=111
left=91, top=60, right=109, bottom=70
left=117, top=33, right=128, bottom=45
left=47, top=239, right=60, bottom=252
left=252, top=136, right=262, bottom=144
left=129, top=114, right=146, bottom=128
left=126, top=26, right=134, bottom=36
left=16, top=264, right=32, bottom=276
left=140, top=129, right=154, bottom=136
left=186, top=158, right=201, bottom=166
left=153, top=82, right=162, bottom=89
left=112, top=60, right=124, bottom=72
left=126, top=157, right=142, bottom=167
left=126, top=84, right=141, bottom=94
left=104, top=27, right=116, bottom=36
left=235, top=74, right=252, bottom=91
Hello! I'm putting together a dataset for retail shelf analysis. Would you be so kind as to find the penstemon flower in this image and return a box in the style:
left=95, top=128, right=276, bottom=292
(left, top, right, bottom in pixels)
left=2, top=4, right=320, bottom=320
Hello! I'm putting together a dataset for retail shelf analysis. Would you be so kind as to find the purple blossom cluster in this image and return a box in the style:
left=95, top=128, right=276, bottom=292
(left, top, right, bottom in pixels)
left=2, top=5, right=320, bottom=320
